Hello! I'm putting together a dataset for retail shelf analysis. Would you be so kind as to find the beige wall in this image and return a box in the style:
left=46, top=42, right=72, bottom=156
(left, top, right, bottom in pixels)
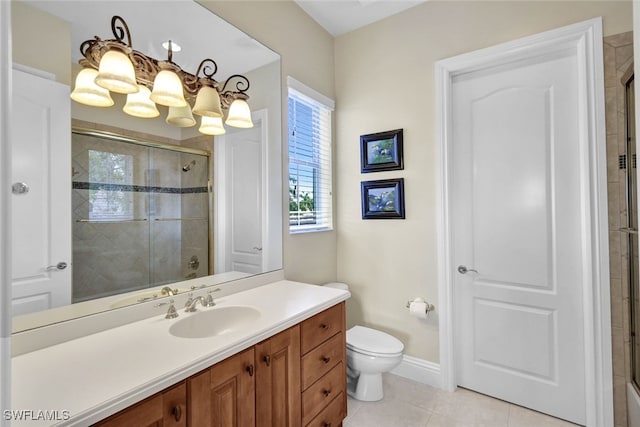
left=334, top=1, right=633, bottom=363
left=200, top=1, right=338, bottom=285
left=11, top=1, right=70, bottom=84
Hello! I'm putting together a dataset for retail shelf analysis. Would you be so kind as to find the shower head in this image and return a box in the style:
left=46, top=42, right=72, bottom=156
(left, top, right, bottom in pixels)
left=182, top=160, right=196, bottom=172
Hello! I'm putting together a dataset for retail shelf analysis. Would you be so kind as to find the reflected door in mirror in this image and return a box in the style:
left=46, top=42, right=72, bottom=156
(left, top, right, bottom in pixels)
left=11, top=69, right=72, bottom=316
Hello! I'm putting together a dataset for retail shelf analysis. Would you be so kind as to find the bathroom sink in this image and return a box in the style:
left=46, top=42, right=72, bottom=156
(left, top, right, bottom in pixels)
left=169, top=306, right=261, bottom=339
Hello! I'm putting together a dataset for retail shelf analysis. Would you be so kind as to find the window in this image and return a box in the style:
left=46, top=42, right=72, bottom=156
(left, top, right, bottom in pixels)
left=88, top=149, right=134, bottom=221
left=287, top=77, right=334, bottom=233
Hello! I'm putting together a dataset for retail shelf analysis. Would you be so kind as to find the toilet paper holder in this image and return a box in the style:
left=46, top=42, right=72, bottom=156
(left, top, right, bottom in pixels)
left=405, top=297, right=435, bottom=315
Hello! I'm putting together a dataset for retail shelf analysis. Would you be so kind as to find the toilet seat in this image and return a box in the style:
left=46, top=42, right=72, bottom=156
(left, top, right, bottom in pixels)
left=347, top=326, right=404, bottom=357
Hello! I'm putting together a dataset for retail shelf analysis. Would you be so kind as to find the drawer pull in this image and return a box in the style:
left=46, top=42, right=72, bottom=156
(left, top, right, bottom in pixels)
left=322, top=356, right=331, bottom=364
left=172, top=405, right=182, bottom=422
left=322, top=388, right=331, bottom=397
left=322, top=423, right=332, bottom=427
left=320, top=323, right=329, bottom=330
left=263, top=355, right=271, bottom=366
left=246, top=364, right=255, bottom=376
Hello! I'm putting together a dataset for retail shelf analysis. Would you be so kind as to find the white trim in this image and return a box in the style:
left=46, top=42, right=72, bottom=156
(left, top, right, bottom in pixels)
left=628, top=383, right=640, bottom=427
left=286, top=76, right=335, bottom=110
left=12, top=63, right=54, bottom=81
left=0, top=1, right=11, bottom=423
left=390, top=355, right=441, bottom=389
left=435, top=18, right=612, bottom=426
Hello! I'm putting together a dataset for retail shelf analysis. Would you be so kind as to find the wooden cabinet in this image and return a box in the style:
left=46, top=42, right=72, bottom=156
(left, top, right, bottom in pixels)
left=256, top=325, right=301, bottom=427
left=93, top=303, right=346, bottom=427
left=94, top=382, right=186, bottom=427
left=188, top=326, right=301, bottom=427
left=300, top=303, right=347, bottom=427
left=188, top=347, right=256, bottom=427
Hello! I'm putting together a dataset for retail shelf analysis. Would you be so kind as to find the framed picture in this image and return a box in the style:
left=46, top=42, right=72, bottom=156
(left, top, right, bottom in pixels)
left=361, top=178, right=405, bottom=219
left=360, top=128, right=404, bottom=173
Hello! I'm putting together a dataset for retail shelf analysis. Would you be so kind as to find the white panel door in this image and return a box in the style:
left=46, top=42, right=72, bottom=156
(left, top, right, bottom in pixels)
left=452, top=50, right=586, bottom=423
left=226, top=119, right=263, bottom=274
left=11, top=69, right=71, bottom=316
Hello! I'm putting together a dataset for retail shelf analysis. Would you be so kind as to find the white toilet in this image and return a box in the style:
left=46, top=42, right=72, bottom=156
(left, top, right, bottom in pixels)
left=324, top=283, right=405, bottom=402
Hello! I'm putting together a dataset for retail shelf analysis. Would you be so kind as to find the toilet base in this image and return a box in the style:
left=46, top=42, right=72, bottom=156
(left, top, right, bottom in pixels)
left=347, top=372, right=384, bottom=402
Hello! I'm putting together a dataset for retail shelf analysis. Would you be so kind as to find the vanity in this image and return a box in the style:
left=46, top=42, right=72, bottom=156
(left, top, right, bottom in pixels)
left=11, top=280, right=350, bottom=427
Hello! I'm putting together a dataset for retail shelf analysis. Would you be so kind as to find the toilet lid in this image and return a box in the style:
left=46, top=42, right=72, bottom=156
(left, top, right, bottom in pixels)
left=346, top=325, right=404, bottom=355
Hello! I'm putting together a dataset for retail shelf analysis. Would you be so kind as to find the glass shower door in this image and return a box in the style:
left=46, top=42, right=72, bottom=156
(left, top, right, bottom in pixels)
left=625, top=75, right=640, bottom=391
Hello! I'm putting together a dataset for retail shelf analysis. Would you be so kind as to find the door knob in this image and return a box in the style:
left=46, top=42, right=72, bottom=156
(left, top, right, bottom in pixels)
left=46, top=262, right=67, bottom=271
left=12, top=182, right=29, bottom=195
left=457, top=265, right=478, bottom=274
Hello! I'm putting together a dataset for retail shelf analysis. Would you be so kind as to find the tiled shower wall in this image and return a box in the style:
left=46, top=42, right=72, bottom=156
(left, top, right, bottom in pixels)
left=605, top=31, right=634, bottom=427
left=71, top=126, right=211, bottom=302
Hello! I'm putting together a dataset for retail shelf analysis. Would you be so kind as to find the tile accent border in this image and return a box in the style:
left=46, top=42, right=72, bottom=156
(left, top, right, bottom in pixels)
left=72, top=182, right=208, bottom=194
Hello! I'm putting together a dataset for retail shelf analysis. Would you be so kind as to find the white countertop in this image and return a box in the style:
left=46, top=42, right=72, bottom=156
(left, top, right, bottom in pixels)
left=11, top=280, right=350, bottom=426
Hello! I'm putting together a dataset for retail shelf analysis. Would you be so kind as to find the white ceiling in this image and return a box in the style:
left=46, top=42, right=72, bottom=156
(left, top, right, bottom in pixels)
left=24, top=0, right=280, bottom=81
left=294, top=0, right=428, bottom=36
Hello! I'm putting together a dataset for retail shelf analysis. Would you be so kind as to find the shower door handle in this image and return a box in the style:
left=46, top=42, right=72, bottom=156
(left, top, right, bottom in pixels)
left=620, top=227, right=638, bottom=235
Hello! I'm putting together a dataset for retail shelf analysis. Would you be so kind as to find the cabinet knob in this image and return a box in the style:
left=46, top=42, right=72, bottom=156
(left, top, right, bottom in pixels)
left=263, top=355, right=271, bottom=366
left=322, top=423, right=332, bottom=427
left=322, top=388, right=331, bottom=397
left=321, top=356, right=331, bottom=364
left=246, top=364, right=255, bottom=376
left=172, top=405, right=182, bottom=422
left=320, top=323, right=329, bottom=330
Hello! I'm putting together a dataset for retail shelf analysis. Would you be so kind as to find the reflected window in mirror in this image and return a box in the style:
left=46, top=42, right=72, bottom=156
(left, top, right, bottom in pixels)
left=87, top=149, right=134, bottom=222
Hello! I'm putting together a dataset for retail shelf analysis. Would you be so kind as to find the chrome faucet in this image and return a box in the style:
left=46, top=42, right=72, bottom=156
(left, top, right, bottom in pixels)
left=184, top=296, right=207, bottom=312
left=161, top=286, right=178, bottom=296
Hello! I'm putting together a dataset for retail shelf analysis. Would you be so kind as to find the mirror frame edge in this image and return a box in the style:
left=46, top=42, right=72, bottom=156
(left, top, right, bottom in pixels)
left=1, top=0, right=12, bottom=416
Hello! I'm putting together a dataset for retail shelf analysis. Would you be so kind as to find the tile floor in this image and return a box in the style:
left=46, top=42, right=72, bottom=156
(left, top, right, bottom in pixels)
left=343, top=374, right=580, bottom=427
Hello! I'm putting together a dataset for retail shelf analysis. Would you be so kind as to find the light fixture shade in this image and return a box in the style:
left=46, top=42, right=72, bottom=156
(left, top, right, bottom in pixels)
left=70, top=68, right=114, bottom=107
left=225, top=99, right=253, bottom=128
left=150, top=69, right=187, bottom=107
left=192, top=86, right=223, bottom=118
left=199, top=116, right=226, bottom=135
left=123, top=85, right=160, bottom=118
left=94, top=50, right=138, bottom=94
left=166, top=105, right=196, bottom=127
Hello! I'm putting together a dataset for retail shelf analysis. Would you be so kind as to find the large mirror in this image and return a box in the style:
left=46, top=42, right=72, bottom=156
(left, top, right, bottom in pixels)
left=10, top=0, right=283, bottom=332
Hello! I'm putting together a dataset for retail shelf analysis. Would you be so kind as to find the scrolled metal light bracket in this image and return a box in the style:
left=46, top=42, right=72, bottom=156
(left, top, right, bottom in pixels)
left=76, top=15, right=250, bottom=108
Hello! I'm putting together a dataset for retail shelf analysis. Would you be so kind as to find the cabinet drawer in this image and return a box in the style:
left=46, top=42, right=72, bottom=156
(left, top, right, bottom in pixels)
left=302, top=362, right=345, bottom=425
left=301, top=303, right=344, bottom=355
left=304, top=392, right=346, bottom=427
left=302, top=332, right=343, bottom=390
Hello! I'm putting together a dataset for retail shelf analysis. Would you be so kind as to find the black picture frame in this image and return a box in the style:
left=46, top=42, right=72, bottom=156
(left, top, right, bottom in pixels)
left=361, top=178, right=405, bottom=219
left=360, top=129, right=404, bottom=173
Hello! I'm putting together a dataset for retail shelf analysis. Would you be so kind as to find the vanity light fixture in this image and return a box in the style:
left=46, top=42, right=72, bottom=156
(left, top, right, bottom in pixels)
left=199, top=116, right=226, bottom=136
left=72, top=15, right=253, bottom=134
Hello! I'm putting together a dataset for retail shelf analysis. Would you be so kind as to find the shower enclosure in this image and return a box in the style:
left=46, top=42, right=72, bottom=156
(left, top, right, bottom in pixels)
left=71, top=129, right=210, bottom=303
left=625, top=71, right=640, bottom=394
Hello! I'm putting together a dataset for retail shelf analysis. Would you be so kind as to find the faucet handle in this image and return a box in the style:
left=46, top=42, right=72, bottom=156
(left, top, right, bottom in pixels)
left=165, top=304, right=179, bottom=319
left=155, top=299, right=179, bottom=319
left=204, top=288, right=221, bottom=307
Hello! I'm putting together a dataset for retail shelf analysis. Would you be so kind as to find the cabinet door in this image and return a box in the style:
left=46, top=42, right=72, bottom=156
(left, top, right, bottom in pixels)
left=255, top=325, right=301, bottom=427
left=94, top=382, right=186, bottom=427
left=189, top=348, right=256, bottom=427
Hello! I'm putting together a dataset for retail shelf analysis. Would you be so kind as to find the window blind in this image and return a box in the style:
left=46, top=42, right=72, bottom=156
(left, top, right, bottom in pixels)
left=288, top=79, right=333, bottom=233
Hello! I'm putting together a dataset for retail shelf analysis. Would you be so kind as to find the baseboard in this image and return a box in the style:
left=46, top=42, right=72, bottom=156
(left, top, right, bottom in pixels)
left=390, top=355, right=441, bottom=389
